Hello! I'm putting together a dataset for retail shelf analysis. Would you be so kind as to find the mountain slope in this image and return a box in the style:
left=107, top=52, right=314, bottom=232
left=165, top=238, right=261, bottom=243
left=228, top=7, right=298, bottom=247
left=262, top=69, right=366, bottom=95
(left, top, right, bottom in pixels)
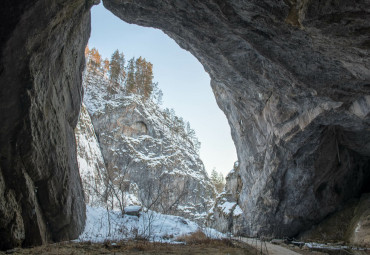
left=76, top=70, right=215, bottom=223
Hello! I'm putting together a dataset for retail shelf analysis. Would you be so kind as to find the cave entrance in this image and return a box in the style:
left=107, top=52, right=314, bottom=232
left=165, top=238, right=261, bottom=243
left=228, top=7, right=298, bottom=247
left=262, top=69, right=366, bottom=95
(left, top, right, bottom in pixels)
left=87, top=3, right=237, bottom=178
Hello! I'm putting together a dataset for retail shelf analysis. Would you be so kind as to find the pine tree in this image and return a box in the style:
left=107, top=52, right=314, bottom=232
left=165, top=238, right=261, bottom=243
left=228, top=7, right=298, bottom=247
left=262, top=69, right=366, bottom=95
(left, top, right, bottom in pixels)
left=118, top=52, right=126, bottom=85
left=151, top=82, right=163, bottom=105
left=211, top=168, right=225, bottom=193
left=103, top=58, right=110, bottom=75
left=126, top=57, right=136, bottom=94
left=134, top=57, right=144, bottom=95
left=109, top=50, right=121, bottom=85
left=142, top=60, right=154, bottom=100
left=133, top=57, right=154, bottom=100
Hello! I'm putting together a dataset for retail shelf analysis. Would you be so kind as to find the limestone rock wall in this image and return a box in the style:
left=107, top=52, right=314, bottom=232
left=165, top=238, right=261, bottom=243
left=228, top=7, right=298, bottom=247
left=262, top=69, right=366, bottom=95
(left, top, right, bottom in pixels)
left=103, top=0, right=370, bottom=238
left=0, top=0, right=96, bottom=249
left=75, top=103, right=108, bottom=208
left=82, top=71, right=215, bottom=223
left=208, top=163, right=246, bottom=235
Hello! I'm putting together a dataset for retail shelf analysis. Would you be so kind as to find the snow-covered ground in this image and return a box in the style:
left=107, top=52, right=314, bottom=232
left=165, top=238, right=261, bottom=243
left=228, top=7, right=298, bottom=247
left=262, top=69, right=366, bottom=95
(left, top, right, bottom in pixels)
left=77, top=206, right=225, bottom=243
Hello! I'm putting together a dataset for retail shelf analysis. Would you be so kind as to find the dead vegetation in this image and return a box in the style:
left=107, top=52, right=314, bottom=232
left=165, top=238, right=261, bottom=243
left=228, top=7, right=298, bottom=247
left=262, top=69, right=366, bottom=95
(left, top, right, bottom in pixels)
left=0, top=239, right=258, bottom=255
left=176, top=229, right=233, bottom=246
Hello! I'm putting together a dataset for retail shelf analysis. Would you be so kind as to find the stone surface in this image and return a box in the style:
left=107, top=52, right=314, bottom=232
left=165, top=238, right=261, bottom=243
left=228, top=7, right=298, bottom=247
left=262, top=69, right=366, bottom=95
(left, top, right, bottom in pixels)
left=300, top=193, right=370, bottom=247
left=208, top=162, right=246, bottom=234
left=75, top=103, right=109, bottom=207
left=0, top=0, right=96, bottom=249
left=103, top=0, right=370, bottom=238
left=349, top=194, right=370, bottom=247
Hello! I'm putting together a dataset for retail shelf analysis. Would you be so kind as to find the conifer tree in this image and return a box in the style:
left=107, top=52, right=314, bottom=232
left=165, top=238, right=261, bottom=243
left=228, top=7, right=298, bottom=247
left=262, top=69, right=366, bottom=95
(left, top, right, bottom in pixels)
left=133, top=57, right=154, bottom=100
left=118, top=52, right=126, bottom=85
left=109, top=50, right=121, bottom=85
left=151, top=82, right=163, bottom=105
left=134, top=57, right=144, bottom=95
left=103, top=58, right=110, bottom=75
left=89, top=48, right=102, bottom=72
left=142, top=60, right=154, bottom=100
left=211, top=168, right=225, bottom=193
left=126, top=57, right=136, bottom=94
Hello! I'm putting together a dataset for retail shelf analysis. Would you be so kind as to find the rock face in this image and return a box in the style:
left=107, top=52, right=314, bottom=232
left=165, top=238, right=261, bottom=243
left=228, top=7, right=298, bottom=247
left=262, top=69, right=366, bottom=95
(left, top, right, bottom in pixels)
left=208, top=162, right=246, bottom=234
left=75, top=103, right=109, bottom=207
left=103, top=0, right=370, bottom=238
left=300, top=193, right=370, bottom=247
left=0, top=0, right=95, bottom=249
left=79, top=71, right=215, bottom=223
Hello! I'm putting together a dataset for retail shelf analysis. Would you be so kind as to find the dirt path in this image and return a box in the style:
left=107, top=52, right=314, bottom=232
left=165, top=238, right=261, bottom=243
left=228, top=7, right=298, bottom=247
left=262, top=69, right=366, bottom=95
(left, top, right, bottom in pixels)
left=235, top=237, right=302, bottom=255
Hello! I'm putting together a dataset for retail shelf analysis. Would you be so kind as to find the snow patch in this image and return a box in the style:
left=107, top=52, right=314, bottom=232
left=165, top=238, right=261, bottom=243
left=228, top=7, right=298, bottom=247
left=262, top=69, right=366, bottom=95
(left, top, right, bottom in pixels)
left=78, top=206, right=225, bottom=243
left=219, top=201, right=236, bottom=214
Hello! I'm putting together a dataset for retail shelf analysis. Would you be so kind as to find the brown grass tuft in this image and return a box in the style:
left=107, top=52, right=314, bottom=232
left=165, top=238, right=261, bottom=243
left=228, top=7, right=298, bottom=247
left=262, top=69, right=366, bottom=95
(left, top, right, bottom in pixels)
left=176, top=230, right=233, bottom=246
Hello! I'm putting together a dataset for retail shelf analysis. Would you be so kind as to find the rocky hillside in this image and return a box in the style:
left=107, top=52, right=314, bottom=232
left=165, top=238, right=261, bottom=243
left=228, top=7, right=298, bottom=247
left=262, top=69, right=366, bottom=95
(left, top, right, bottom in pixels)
left=75, top=70, right=215, bottom=223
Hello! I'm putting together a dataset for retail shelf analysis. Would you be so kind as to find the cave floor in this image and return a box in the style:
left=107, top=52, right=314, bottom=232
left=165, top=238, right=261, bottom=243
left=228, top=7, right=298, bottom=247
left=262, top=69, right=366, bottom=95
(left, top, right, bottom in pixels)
left=2, top=240, right=366, bottom=255
left=1, top=240, right=258, bottom=255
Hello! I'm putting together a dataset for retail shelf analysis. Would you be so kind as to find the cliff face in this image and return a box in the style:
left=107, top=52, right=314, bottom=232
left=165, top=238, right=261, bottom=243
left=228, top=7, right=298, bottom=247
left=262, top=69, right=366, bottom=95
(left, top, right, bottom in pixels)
left=75, top=103, right=109, bottom=207
left=0, top=0, right=96, bottom=249
left=78, top=71, right=215, bottom=223
left=103, top=0, right=370, bottom=238
left=208, top=162, right=246, bottom=235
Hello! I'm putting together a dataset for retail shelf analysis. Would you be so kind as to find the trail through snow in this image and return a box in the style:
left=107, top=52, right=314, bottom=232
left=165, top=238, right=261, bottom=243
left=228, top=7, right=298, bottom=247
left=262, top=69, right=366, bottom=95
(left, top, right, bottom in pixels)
left=235, top=237, right=301, bottom=255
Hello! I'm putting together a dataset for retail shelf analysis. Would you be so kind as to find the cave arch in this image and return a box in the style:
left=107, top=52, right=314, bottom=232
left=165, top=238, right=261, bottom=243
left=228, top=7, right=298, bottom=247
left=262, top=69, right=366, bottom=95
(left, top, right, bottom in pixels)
left=1, top=0, right=370, bottom=249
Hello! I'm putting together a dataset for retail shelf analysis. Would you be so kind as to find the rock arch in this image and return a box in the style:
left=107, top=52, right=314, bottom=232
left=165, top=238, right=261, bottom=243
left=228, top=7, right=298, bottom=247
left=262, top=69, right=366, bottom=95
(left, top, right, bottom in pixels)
left=0, top=0, right=369, bottom=249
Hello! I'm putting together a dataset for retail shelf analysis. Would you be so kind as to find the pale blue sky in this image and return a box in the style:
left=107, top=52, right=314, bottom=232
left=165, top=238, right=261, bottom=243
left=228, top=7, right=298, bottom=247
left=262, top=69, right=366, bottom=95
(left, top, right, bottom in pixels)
left=89, top=4, right=237, bottom=176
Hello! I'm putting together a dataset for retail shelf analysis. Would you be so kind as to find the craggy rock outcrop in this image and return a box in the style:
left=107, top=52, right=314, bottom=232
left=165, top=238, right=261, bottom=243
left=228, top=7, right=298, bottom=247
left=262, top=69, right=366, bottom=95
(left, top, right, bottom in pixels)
left=103, top=0, right=370, bottom=238
left=80, top=71, right=215, bottom=223
left=208, top=162, right=246, bottom=234
left=75, top=103, right=109, bottom=207
left=0, top=0, right=96, bottom=249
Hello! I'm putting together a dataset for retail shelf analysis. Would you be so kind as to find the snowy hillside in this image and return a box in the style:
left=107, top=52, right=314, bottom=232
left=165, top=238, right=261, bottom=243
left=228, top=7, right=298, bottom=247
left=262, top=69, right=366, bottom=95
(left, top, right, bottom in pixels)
left=78, top=206, right=224, bottom=243
left=76, top=69, right=215, bottom=223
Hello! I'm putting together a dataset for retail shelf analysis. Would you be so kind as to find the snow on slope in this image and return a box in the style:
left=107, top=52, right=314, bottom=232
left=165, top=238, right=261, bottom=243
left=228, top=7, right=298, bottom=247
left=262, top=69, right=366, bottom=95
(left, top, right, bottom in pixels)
left=78, top=206, right=225, bottom=243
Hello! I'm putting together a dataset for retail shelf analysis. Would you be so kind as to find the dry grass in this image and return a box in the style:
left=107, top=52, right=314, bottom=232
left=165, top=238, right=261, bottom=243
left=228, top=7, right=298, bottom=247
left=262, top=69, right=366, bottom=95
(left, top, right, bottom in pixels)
left=1, top=238, right=258, bottom=255
left=176, top=229, right=233, bottom=246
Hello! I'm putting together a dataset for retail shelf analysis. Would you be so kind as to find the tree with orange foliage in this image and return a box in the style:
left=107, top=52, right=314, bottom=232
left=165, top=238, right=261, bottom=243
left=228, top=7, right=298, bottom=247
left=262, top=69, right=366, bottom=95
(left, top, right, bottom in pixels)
left=89, top=47, right=101, bottom=73
left=126, top=57, right=136, bottom=94
left=85, top=45, right=90, bottom=60
left=103, top=58, right=110, bottom=75
left=134, top=57, right=153, bottom=100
